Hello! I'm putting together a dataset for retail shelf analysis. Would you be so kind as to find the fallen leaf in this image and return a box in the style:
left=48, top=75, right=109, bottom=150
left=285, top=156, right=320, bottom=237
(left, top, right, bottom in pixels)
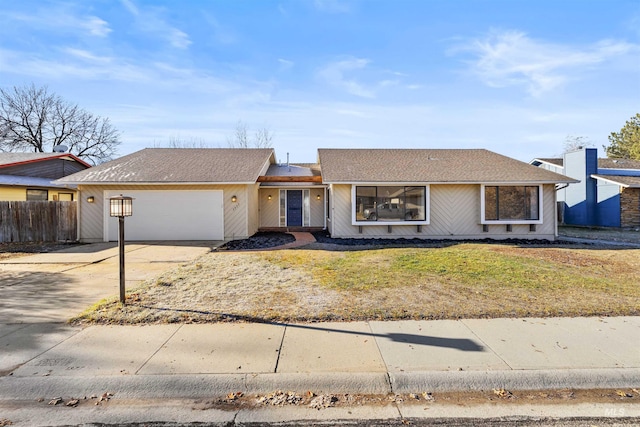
left=48, top=398, right=62, bottom=406
left=616, top=390, right=633, bottom=398
left=422, top=392, right=434, bottom=401
left=493, top=388, right=514, bottom=399
left=65, top=399, right=79, bottom=407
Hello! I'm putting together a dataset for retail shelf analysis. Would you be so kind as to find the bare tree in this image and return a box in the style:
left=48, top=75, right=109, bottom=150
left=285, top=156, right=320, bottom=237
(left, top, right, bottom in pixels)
left=562, top=135, right=595, bottom=153
left=152, top=136, right=210, bottom=148
left=0, top=84, right=121, bottom=164
left=227, top=120, right=273, bottom=148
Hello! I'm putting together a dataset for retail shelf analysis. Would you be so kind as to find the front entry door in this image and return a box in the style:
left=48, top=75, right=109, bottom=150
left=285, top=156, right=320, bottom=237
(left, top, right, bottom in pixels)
left=287, top=190, right=303, bottom=226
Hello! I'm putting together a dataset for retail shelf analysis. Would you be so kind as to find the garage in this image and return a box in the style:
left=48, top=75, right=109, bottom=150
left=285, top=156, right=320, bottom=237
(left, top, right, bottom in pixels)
left=104, top=190, right=224, bottom=241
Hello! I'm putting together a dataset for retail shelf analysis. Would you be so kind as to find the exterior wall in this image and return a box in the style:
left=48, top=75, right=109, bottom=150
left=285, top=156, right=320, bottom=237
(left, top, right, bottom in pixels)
left=247, top=183, right=261, bottom=236
left=621, top=188, right=640, bottom=228
left=329, top=183, right=556, bottom=240
left=595, top=181, right=621, bottom=227
left=563, top=148, right=598, bottom=226
left=77, top=184, right=252, bottom=242
left=259, top=189, right=280, bottom=227
left=0, top=186, right=77, bottom=201
left=310, top=188, right=325, bottom=227
left=258, top=187, right=325, bottom=228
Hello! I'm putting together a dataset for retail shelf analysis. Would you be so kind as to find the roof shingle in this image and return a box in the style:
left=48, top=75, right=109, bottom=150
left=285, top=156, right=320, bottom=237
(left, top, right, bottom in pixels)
left=56, top=148, right=275, bottom=184
left=319, top=149, right=576, bottom=184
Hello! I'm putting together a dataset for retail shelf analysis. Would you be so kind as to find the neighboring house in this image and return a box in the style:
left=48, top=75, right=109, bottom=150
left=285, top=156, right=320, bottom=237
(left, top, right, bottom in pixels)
left=0, top=153, right=91, bottom=201
left=57, top=147, right=575, bottom=242
left=531, top=148, right=640, bottom=228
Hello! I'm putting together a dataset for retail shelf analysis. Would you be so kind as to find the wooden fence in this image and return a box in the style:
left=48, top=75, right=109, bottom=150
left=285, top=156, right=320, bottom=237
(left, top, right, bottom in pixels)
left=0, top=201, right=77, bottom=243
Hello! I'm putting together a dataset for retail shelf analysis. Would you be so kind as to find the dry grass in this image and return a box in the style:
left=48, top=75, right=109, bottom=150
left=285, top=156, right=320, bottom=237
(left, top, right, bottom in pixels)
left=72, top=242, right=640, bottom=324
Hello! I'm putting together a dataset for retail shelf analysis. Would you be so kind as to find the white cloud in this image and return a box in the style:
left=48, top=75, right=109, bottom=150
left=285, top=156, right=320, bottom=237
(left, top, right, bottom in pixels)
left=318, top=58, right=375, bottom=98
left=119, top=0, right=192, bottom=49
left=456, top=30, right=637, bottom=96
left=63, top=48, right=112, bottom=63
left=278, top=58, right=294, bottom=71
left=82, top=16, right=112, bottom=37
left=4, top=9, right=111, bottom=38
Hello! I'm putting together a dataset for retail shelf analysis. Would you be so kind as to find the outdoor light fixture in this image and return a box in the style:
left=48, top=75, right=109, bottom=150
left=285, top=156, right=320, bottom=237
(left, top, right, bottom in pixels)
left=86, top=196, right=95, bottom=203
left=231, top=195, right=237, bottom=203
left=109, top=195, right=134, bottom=304
left=316, top=194, right=321, bottom=200
left=268, top=194, right=272, bottom=200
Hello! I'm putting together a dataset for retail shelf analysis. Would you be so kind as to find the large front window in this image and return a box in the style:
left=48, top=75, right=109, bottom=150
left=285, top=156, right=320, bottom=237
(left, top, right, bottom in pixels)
left=484, top=186, right=540, bottom=222
left=355, top=186, right=426, bottom=222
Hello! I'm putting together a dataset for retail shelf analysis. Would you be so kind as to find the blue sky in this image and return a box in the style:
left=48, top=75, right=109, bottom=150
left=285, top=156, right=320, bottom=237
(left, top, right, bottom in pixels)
left=1, top=0, right=639, bottom=163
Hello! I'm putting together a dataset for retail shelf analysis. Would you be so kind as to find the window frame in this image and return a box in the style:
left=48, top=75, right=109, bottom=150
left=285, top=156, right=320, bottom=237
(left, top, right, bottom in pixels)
left=351, top=184, right=430, bottom=226
left=480, top=184, right=543, bottom=224
left=26, top=188, right=49, bottom=201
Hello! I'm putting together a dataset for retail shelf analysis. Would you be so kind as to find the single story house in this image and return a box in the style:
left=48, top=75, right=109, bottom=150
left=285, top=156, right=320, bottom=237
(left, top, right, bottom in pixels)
left=56, top=147, right=576, bottom=242
left=0, top=153, right=90, bottom=201
left=531, top=148, right=640, bottom=228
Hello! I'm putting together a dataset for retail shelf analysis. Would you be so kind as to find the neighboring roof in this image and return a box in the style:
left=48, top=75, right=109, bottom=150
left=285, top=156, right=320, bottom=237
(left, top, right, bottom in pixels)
left=531, top=158, right=563, bottom=167
left=531, top=157, right=640, bottom=171
left=598, top=158, right=640, bottom=170
left=319, top=149, right=577, bottom=184
left=264, top=163, right=321, bottom=177
left=56, top=148, right=275, bottom=184
left=261, top=163, right=324, bottom=187
left=0, top=174, right=75, bottom=189
left=592, top=174, right=640, bottom=188
left=0, top=152, right=91, bottom=169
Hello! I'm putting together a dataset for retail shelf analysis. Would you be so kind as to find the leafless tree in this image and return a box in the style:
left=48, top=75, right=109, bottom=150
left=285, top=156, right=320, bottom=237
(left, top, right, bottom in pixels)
left=0, top=84, right=121, bottom=164
left=152, top=136, right=210, bottom=148
left=562, top=135, right=595, bottom=154
left=227, top=120, right=273, bottom=148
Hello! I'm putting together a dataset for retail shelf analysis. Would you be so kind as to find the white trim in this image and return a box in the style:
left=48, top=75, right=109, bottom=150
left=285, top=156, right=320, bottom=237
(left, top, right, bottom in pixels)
left=480, top=184, right=544, bottom=225
left=60, top=181, right=258, bottom=186
left=591, top=174, right=631, bottom=188
left=351, top=184, right=430, bottom=226
left=325, top=180, right=574, bottom=185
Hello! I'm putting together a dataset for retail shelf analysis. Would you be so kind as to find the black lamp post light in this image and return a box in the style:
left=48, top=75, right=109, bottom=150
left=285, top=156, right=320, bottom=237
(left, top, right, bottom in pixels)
left=109, top=195, right=133, bottom=304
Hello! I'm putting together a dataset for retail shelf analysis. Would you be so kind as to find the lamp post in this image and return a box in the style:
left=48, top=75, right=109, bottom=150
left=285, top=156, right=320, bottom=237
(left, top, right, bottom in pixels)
left=109, top=195, right=133, bottom=304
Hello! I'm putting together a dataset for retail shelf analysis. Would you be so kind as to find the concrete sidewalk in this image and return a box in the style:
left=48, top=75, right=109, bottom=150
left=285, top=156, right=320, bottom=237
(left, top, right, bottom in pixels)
left=1, top=317, right=639, bottom=396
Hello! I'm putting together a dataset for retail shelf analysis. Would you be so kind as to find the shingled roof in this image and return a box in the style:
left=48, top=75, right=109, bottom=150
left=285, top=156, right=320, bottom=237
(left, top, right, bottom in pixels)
left=592, top=174, right=640, bottom=188
left=319, top=149, right=576, bottom=184
left=57, top=148, right=275, bottom=184
left=0, top=152, right=90, bottom=168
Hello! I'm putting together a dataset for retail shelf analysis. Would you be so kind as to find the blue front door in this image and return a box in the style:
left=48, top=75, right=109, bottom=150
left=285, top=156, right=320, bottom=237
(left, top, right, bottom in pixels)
left=287, top=190, right=303, bottom=226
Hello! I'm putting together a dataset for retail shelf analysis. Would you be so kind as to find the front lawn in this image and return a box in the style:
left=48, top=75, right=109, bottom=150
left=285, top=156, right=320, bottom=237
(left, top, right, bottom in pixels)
left=72, top=241, right=640, bottom=324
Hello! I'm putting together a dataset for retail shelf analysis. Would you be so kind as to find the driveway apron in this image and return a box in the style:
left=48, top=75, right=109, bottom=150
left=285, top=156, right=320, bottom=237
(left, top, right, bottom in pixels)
left=0, top=241, right=216, bottom=323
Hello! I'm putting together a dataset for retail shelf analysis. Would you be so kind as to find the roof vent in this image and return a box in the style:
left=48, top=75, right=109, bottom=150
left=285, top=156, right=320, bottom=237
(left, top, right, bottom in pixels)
left=53, top=145, right=68, bottom=153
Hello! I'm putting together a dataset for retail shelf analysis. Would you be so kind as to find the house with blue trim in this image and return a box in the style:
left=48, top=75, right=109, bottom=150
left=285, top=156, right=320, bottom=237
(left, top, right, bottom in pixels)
left=531, top=148, right=640, bottom=228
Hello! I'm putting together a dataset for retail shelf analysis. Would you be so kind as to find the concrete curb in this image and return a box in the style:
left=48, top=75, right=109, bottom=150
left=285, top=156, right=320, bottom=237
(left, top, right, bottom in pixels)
left=2, top=368, right=639, bottom=401
left=390, top=368, right=640, bottom=393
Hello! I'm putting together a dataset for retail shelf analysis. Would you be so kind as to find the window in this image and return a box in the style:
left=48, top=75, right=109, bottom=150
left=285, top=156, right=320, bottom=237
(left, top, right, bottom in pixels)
left=483, top=185, right=540, bottom=222
left=354, top=186, right=427, bottom=222
left=26, top=189, right=48, bottom=201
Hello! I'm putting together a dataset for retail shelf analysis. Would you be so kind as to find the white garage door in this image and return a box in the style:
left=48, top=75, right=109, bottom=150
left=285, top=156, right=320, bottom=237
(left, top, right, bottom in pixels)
left=105, top=190, right=224, bottom=241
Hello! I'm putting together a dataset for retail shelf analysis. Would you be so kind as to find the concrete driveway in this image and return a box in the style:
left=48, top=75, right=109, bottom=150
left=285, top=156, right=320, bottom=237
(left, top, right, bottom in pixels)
left=0, top=241, right=218, bottom=323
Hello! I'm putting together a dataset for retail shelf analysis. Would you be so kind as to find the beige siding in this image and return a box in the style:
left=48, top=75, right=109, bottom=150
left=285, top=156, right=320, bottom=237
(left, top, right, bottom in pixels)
left=247, top=183, right=260, bottom=236
left=77, top=184, right=252, bottom=242
left=259, top=189, right=280, bottom=227
left=330, top=183, right=557, bottom=240
left=310, top=188, right=325, bottom=227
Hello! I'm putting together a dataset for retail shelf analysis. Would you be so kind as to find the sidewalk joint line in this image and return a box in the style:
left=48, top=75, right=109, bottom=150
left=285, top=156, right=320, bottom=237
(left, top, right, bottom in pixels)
left=460, top=319, right=514, bottom=370
left=273, top=324, right=287, bottom=373
left=135, top=324, right=183, bottom=375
